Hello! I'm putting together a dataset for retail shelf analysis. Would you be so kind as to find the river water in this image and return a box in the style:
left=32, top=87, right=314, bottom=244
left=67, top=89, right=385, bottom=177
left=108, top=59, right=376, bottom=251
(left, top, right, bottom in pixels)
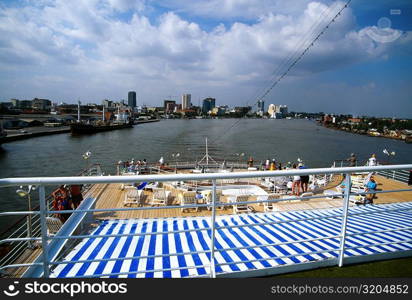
left=0, top=119, right=410, bottom=231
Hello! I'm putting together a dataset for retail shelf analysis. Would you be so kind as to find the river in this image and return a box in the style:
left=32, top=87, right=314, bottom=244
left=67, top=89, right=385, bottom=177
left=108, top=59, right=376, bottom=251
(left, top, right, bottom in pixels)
left=0, top=119, right=410, bottom=231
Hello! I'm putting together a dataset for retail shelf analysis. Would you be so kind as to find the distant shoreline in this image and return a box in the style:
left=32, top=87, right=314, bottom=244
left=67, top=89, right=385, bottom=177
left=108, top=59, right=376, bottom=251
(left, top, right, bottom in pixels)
left=321, top=123, right=410, bottom=143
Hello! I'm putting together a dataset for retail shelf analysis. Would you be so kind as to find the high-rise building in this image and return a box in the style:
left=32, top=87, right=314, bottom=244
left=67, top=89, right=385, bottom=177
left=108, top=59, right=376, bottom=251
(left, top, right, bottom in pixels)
left=32, top=98, right=51, bottom=111
left=182, top=94, right=191, bottom=110
left=128, top=91, right=137, bottom=108
left=267, top=104, right=288, bottom=118
left=164, top=100, right=176, bottom=113
left=257, top=100, right=265, bottom=116
left=202, top=98, right=216, bottom=114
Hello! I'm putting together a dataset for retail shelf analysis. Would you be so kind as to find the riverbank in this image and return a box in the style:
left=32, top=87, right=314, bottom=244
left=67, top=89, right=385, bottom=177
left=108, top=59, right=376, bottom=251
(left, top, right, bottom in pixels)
left=321, top=124, right=411, bottom=144
left=2, top=126, right=70, bottom=143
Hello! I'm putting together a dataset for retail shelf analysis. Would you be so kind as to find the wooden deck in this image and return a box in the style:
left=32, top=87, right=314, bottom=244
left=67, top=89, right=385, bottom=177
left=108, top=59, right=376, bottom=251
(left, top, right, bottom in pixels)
left=90, top=174, right=412, bottom=220
left=6, top=173, right=411, bottom=278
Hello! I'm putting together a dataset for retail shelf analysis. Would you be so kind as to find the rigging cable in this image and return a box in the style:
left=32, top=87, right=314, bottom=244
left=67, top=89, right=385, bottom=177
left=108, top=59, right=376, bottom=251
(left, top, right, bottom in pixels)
left=209, top=0, right=352, bottom=147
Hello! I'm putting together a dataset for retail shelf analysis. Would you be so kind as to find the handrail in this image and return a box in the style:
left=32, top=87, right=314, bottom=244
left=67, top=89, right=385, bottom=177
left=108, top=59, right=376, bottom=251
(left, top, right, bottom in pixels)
left=1, top=165, right=411, bottom=187
left=0, top=163, right=411, bottom=278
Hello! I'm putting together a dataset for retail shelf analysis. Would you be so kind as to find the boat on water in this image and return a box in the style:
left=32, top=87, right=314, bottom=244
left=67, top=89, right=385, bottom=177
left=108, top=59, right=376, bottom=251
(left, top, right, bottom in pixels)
left=0, top=144, right=411, bottom=278
left=70, top=106, right=133, bottom=135
left=70, top=121, right=133, bottom=135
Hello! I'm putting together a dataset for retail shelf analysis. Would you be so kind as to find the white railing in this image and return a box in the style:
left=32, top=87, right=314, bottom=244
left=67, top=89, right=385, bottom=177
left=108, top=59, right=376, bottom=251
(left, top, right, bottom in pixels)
left=0, top=164, right=411, bottom=278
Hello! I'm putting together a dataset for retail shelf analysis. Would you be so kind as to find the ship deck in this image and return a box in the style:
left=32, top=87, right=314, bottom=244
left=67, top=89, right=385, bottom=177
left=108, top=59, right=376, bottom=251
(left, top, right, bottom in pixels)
left=8, top=174, right=412, bottom=278
left=90, top=174, right=412, bottom=220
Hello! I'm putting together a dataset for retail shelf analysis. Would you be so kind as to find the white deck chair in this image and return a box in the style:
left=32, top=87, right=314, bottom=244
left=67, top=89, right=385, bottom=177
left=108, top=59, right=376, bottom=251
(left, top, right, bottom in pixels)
left=151, top=188, right=169, bottom=206
left=233, top=195, right=251, bottom=214
left=124, top=188, right=143, bottom=206
left=264, top=193, right=281, bottom=212
left=180, top=191, right=198, bottom=212
left=46, top=217, right=63, bottom=236
left=206, top=191, right=224, bottom=210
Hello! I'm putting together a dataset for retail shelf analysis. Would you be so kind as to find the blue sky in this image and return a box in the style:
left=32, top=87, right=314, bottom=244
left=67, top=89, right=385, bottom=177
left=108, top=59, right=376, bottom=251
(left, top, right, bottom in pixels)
left=0, top=0, right=411, bottom=117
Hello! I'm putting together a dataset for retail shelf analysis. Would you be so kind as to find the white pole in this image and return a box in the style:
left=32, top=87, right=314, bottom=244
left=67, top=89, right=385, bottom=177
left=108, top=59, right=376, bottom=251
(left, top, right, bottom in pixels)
left=102, top=106, right=105, bottom=122
left=209, top=179, right=217, bottom=278
left=77, top=101, right=81, bottom=122
left=206, top=138, right=209, bottom=168
left=38, top=186, right=50, bottom=277
left=338, top=173, right=351, bottom=267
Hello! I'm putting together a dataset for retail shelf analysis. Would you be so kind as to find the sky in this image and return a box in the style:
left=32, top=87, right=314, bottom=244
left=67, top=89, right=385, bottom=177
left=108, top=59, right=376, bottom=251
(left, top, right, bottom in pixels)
left=0, top=0, right=411, bottom=117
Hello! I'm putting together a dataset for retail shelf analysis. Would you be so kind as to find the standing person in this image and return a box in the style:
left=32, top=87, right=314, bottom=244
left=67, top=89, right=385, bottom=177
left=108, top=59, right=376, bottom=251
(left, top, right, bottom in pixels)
left=248, top=156, right=254, bottom=168
left=269, top=159, right=276, bottom=171
left=70, top=185, right=83, bottom=209
left=292, top=164, right=301, bottom=196
left=265, top=159, right=270, bottom=170
left=347, top=153, right=357, bottom=167
left=364, top=176, right=377, bottom=204
left=299, top=163, right=309, bottom=193
left=368, top=154, right=377, bottom=166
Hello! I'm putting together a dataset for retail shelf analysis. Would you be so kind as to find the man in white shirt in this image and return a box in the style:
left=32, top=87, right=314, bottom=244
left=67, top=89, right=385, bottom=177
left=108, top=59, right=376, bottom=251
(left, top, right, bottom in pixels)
left=368, top=154, right=377, bottom=166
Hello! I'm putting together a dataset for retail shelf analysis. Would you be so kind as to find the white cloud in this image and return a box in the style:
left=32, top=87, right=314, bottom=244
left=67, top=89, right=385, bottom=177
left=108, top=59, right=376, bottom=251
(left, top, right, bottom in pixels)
left=0, top=0, right=410, bottom=115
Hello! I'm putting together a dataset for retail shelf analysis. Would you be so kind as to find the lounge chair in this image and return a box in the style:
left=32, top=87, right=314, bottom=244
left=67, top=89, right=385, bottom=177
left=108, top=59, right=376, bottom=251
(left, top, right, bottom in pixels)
left=180, top=191, right=198, bottom=213
left=206, top=190, right=224, bottom=211
left=264, top=193, right=281, bottom=212
left=46, top=217, right=63, bottom=236
left=233, top=195, right=251, bottom=214
left=123, top=187, right=143, bottom=206
left=150, top=188, right=169, bottom=206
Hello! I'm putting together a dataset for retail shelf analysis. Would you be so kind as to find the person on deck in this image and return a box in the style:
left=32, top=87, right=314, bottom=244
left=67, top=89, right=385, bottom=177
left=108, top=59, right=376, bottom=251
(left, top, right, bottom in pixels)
left=347, top=153, right=357, bottom=167
left=368, top=154, right=377, bottom=166
left=364, top=176, right=377, bottom=204
left=291, top=164, right=301, bottom=196
left=299, top=163, right=309, bottom=193
left=70, top=185, right=83, bottom=209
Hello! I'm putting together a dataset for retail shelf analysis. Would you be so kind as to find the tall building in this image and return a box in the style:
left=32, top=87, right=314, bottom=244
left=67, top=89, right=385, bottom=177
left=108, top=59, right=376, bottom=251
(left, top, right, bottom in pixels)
left=202, top=98, right=216, bottom=114
left=128, top=91, right=136, bottom=108
left=32, top=98, right=51, bottom=111
left=164, top=100, right=176, bottom=113
left=257, top=100, right=265, bottom=113
left=182, top=94, right=191, bottom=110
left=267, top=104, right=288, bottom=118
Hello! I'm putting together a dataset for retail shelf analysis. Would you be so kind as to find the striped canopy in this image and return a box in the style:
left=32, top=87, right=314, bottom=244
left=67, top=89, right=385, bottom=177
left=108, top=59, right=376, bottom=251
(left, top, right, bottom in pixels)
left=51, top=202, right=412, bottom=278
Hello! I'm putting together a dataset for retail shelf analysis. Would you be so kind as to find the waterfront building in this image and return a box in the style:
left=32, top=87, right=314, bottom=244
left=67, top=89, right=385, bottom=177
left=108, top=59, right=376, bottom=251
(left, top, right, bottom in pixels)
left=267, top=104, right=288, bottom=118
left=128, top=91, right=137, bottom=108
left=31, top=98, right=51, bottom=111
left=20, top=100, right=33, bottom=110
left=102, top=99, right=113, bottom=109
left=202, top=98, right=216, bottom=114
left=164, top=100, right=176, bottom=113
left=257, top=100, right=265, bottom=116
left=182, top=94, right=191, bottom=110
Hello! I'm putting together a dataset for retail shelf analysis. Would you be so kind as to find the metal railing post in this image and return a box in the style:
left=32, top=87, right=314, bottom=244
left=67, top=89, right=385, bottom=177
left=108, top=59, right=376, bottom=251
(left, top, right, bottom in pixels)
left=209, top=179, right=217, bottom=278
left=38, top=186, right=50, bottom=277
left=338, top=173, right=351, bottom=267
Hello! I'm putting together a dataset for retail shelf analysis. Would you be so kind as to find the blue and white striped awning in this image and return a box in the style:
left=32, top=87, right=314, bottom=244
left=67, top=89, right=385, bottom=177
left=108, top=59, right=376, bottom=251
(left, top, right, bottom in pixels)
left=51, top=202, right=412, bottom=278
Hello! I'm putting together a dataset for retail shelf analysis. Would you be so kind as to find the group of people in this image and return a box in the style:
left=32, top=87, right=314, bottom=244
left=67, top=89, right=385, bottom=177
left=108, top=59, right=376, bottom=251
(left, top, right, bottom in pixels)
left=290, top=163, right=310, bottom=196
left=118, top=159, right=148, bottom=173
left=346, top=153, right=378, bottom=167
left=51, top=185, right=84, bottom=223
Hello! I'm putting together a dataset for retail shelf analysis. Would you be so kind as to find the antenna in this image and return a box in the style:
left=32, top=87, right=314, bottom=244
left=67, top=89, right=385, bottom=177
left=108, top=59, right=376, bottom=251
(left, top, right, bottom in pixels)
left=197, top=137, right=217, bottom=167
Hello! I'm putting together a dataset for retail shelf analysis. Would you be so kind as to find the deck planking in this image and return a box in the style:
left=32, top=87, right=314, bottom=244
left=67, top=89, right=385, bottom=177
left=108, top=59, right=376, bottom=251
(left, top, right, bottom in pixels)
left=89, top=174, right=412, bottom=220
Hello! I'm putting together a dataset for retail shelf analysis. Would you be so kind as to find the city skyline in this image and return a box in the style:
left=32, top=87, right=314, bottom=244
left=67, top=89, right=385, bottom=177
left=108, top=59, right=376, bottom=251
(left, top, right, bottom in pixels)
left=0, top=1, right=411, bottom=117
